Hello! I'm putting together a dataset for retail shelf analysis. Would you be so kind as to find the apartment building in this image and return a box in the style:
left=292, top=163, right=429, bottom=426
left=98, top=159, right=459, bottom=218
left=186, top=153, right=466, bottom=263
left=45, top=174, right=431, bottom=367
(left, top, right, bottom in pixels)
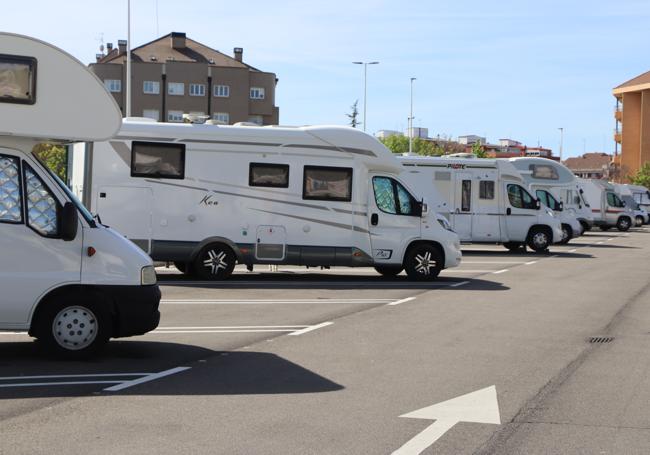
left=90, top=32, right=279, bottom=125
left=613, top=70, right=650, bottom=181
left=564, top=153, right=614, bottom=179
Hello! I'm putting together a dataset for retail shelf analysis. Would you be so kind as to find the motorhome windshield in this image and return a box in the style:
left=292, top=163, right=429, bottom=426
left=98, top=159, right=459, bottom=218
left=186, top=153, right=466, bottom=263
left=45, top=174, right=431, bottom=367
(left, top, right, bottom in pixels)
left=33, top=151, right=96, bottom=226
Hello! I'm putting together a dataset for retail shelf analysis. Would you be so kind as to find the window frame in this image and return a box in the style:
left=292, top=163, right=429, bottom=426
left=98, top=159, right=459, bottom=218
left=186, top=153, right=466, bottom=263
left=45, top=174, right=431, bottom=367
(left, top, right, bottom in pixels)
left=461, top=179, right=471, bottom=212
left=104, top=79, right=122, bottom=93
left=213, top=84, right=230, bottom=98
left=479, top=180, right=495, bottom=200
left=302, top=165, right=353, bottom=202
left=167, top=110, right=184, bottom=122
left=250, top=87, right=265, bottom=100
left=167, top=82, right=185, bottom=96
left=372, top=176, right=419, bottom=216
left=212, top=112, right=230, bottom=124
left=249, top=163, right=290, bottom=188
left=22, top=162, right=61, bottom=238
left=130, top=141, right=186, bottom=180
left=0, top=153, right=24, bottom=225
left=0, top=54, right=37, bottom=105
left=189, top=83, right=206, bottom=97
left=142, top=80, right=160, bottom=95
left=142, top=109, right=160, bottom=121
left=507, top=184, right=537, bottom=210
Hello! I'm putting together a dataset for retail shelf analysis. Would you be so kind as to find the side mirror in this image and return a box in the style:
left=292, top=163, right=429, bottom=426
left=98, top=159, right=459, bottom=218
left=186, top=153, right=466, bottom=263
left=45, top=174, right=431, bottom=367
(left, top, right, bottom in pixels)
left=59, top=202, right=79, bottom=241
left=536, top=199, right=541, bottom=210
left=420, top=199, right=429, bottom=217
left=558, top=201, right=564, bottom=211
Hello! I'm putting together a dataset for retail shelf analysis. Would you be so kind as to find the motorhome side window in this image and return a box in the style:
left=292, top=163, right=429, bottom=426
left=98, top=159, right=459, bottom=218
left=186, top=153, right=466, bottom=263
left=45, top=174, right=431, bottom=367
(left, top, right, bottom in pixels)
left=461, top=180, right=471, bottom=211
left=23, top=164, right=58, bottom=236
left=529, top=164, right=558, bottom=180
left=507, top=184, right=536, bottom=209
left=249, top=163, right=289, bottom=188
left=131, top=141, right=185, bottom=179
left=303, top=166, right=352, bottom=201
left=479, top=181, right=495, bottom=200
left=0, top=154, right=23, bottom=223
left=372, top=177, right=417, bottom=216
left=606, top=192, right=623, bottom=207
left=0, top=54, right=37, bottom=105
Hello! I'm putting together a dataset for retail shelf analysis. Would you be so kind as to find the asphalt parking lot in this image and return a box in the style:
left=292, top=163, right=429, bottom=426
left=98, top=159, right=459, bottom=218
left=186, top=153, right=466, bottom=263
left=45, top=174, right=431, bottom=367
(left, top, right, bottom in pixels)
left=1, top=228, right=649, bottom=454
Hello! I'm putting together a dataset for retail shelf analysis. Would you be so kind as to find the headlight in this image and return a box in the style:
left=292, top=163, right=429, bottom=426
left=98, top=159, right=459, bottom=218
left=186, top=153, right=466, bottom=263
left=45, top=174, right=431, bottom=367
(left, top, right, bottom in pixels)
left=141, top=265, right=157, bottom=285
left=437, top=217, right=453, bottom=231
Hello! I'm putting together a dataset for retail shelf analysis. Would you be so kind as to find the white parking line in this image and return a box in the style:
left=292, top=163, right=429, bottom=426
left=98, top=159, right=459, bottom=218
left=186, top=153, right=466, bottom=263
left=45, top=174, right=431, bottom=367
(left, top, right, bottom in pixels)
left=450, top=280, right=471, bottom=288
left=524, top=261, right=538, bottom=265
left=493, top=269, right=509, bottom=274
left=461, top=261, right=529, bottom=264
left=597, top=241, right=604, bottom=244
left=289, top=322, right=334, bottom=336
left=159, top=281, right=468, bottom=287
left=104, top=367, right=191, bottom=392
left=568, top=249, right=577, bottom=253
left=387, top=297, right=416, bottom=306
left=0, top=372, right=149, bottom=389
left=160, top=299, right=395, bottom=305
left=607, top=238, right=614, bottom=241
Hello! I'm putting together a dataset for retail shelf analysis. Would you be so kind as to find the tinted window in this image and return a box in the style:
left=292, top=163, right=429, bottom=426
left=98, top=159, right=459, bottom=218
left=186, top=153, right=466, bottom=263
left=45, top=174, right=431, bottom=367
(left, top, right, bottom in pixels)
left=0, top=54, right=37, bottom=105
left=508, top=184, right=536, bottom=209
left=249, top=163, right=289, bottom=188
left=606, top=192, right=624, bottom=208
left=479, top=181, right=495, bottom=200
left=303, top=166, right=352, bottom=201
left=461, top=180, right=471, bottom=212
left=0, top=154, right=22, bottom=222
left=373, top=177, right=396, bottom=214
left=131, top=141, right=185, bottom=179
left=396, top=181, right=415, bottom=215
left=24, top=164, right=58, bottom=236
left=536, top=190, right=549, bottom=207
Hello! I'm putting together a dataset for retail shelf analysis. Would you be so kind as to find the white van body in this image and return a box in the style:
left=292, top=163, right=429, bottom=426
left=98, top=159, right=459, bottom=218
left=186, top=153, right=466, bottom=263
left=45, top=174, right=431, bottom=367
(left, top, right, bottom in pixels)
left=70, top=120, right=461, bottom=280
left=615, top=184, right=649, bottom=225
left=578, top=178, right=634, bottom=231
left=625, top=184, right=650, bottom=213
left=0, top=33, right=160, bottom=357
left=507, top=157, right=587, bottom=242
left=398, top=155, right=563, bottom=252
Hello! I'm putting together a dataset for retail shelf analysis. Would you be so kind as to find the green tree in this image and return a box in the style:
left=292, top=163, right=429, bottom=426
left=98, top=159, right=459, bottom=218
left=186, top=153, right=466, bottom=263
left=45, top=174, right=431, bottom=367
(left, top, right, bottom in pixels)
left=471, top=141, right=487, bottom=158
left=33, top=143, right=68, bottom=182
left=629, top=162, right=650, bottom=188
left=346, top=100, right=361, bottom=128
left=378, top=135, right=440, bottom=156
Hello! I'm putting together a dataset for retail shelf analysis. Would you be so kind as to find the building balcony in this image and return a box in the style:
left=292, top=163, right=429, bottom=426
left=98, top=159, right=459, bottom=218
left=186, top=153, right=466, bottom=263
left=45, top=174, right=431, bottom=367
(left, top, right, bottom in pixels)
left=614, top=132, right=622, bottom=143
left=614, top=109, right=622, bottom=121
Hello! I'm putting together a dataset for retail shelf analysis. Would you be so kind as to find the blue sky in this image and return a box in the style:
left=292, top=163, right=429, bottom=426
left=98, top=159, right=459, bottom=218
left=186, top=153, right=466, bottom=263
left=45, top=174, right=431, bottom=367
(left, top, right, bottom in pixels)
left=4, top=0, right=650, bottom=157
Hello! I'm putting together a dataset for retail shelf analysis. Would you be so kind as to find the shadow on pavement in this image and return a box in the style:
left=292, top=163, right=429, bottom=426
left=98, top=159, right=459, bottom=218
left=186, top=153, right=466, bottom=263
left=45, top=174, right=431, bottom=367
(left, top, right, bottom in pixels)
left=0, top=342, right=343, bottom=399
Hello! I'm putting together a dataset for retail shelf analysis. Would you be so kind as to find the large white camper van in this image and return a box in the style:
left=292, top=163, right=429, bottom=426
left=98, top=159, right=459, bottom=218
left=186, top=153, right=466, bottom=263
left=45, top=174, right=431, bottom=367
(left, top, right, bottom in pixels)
left=507, top=157, right=589, bottom=242
left=626, top=184, right=650, bottom=213
left=578, top=178, right=635, bottom=231
left=70, top=120, right=461, bottom=280
left=614, top=184, right=649, bottom=226
left=0, top=33, right=160, bottom=357
left=399, top=156, right=563, bottom=253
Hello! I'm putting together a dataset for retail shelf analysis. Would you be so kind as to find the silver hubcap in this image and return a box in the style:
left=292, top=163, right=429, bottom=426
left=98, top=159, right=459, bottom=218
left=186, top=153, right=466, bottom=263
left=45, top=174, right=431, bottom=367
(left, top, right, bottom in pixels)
left=203, top=249, right=228, bottom=275
left=621, top=219, right=629, bottom=228
left=533, top=232, right=548, bottom=248
left=52, top=306, right=98, bottom=351
left=561, top=227, right=569, bottom=241
left=414, top=251, right=437, bottom=275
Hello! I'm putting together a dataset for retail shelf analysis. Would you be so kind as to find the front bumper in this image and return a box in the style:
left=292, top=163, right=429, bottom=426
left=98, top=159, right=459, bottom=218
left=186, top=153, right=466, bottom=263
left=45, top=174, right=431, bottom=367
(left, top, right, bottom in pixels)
left=443, top=238, right=463, bottom=269
left=97, top=284, right=161, bottom=338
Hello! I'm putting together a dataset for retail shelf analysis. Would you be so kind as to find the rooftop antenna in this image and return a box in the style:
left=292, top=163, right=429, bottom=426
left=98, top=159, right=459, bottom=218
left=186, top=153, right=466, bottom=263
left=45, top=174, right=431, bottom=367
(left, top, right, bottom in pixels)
left=96, top=33, right=105, bottom=56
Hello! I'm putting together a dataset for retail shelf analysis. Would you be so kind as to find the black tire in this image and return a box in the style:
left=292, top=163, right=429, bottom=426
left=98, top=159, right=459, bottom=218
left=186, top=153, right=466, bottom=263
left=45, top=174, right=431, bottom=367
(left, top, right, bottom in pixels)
left=33, top=291, right=111, bottom=359
left=635, top=216, right=644, bottom=227
left=374, top=265, right=404, bottom=277
left=617, top=217, right=631, bottom=232
left=526, top=227, right=551, bottom=253
left=193, top=243, right=236, bottom=280
left=599, top=226, right=611, bottom=231
left=403, top=244, right=443, bottom=281
left=580, top=221, right=592, bottom=232
left=559, top=224, right=573, bottom=245
left=174, top=261, right=191, bottom=274
left=503, top=242, right=526, bottom=253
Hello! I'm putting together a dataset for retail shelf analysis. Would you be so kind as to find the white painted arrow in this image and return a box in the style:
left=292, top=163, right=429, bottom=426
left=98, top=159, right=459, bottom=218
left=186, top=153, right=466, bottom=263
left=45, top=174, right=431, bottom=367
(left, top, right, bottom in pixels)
left=392, top=385, right=500, bottom=455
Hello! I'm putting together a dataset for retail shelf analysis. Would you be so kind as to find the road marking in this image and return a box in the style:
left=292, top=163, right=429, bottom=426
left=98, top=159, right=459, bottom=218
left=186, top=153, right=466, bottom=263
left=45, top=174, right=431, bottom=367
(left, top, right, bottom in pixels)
left=0, top=373, right=148, bottom=381
left=524, top=260, right=537, bottom=265
left=492, top=269, right=509, bottom=274
left=461, top=261, right=528, bottom=264
left=161, top=298, right=395, bottom=305
left=0, top=380, right=123, bottom=388
left=387, top=297, right=417, bottom=306
left=159, top=281, right=465, bottom=287
left=607, top=238, right=614, bottom=241
left=289, top=321, right=333, bottom=336
left=450, top=280, right=470, bottom=288
left=104, top=367, right=191, bottom=392
left=597, top=241, right=604, bottom=244
left=568, top=248, right=577, bottom=253
left=0, top=373, right=149, bottom=389
left=392, top=386, right=500, bottom=455
left=156, top=325, right=307, bottom=329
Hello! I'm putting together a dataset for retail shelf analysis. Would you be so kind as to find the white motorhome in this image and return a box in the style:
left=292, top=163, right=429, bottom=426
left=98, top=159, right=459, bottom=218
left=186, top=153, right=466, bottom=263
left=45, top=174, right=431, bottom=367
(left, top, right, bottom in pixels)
left=70, top=120, right=461, bottom=280
left=626, top=184, right=650, bottom=213
left=614, top=184, right=649, bottom=226
left=507, top=157, right=589, bottom=243
left=399, top=156, right=563, bottom=253
left=0, top=33, right=160, bottom=358
left=578, top=178, right=634, bottom=231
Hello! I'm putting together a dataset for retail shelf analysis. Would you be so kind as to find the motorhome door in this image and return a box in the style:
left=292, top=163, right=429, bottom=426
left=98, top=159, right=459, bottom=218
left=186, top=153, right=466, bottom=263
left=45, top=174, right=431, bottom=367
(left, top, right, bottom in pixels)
left=503, top=183, right=537, bottom=241
left=255, top=225, right=286, bottom=261
left=472, top=175, right=501, bottom=241
left=97, top=186, right=153, bottom=253
left=451, top=173, right=472, bottom=241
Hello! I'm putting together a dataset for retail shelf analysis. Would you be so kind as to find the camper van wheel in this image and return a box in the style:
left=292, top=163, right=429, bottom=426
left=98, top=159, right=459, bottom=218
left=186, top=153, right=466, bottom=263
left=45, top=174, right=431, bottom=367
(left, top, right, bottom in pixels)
left=527, top=227, right=551, bottom=253
left=559, top=225, right=573, bottom=245
left=404, top=244, right=442, bottom=281
left=34, top=293, right=111, bottom=359
left=635, top=216, right=644, bottom=227
left=503, top=242, right=526, bottom=253
left=194, top=243, right=236, bottom=280
left=616, top=217, right=631, bottom=232
left=580, top=221, right=592, bottom=232
left=374, top=265, right=404, bottom=277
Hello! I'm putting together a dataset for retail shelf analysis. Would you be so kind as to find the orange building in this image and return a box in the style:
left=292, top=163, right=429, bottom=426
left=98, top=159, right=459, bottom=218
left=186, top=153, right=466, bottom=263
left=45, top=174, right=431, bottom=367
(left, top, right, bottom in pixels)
left=613, top=70, right=650, bottom=182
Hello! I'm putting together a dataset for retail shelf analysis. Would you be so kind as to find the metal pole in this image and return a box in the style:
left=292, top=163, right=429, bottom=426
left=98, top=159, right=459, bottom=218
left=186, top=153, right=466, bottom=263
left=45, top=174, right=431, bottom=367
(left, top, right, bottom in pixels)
left=363, top=64, right=368, bottom=132
left=409, top=77, right=416, bottom=155
left=126, top=0, right=132, bottom=118
left=558, top=127, right=564, bottom=160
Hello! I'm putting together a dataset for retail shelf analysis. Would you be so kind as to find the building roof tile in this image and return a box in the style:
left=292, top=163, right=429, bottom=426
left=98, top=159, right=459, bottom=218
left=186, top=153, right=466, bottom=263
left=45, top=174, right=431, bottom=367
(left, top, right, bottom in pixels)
left=563, top=153, right=613, bottom=171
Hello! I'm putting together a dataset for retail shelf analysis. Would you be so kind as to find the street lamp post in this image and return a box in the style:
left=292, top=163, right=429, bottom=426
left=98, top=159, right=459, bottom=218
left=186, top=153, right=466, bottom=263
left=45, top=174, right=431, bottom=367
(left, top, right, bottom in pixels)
left=126, top=0, right=132, bottom=118
left=558, top=127, right=564, bottom=160
left=352, top=61, right=379, bottom=132
left=409, top=77, right=416, bottom=155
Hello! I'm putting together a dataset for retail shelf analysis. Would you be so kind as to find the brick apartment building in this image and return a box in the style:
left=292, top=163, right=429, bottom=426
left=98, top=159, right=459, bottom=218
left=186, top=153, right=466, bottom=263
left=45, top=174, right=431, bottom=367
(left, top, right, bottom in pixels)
left=613, top=70, right=650, bottom=181
left=563, top=153, right=614, bottom=179
left=90, top=32, right=279, bottom=125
